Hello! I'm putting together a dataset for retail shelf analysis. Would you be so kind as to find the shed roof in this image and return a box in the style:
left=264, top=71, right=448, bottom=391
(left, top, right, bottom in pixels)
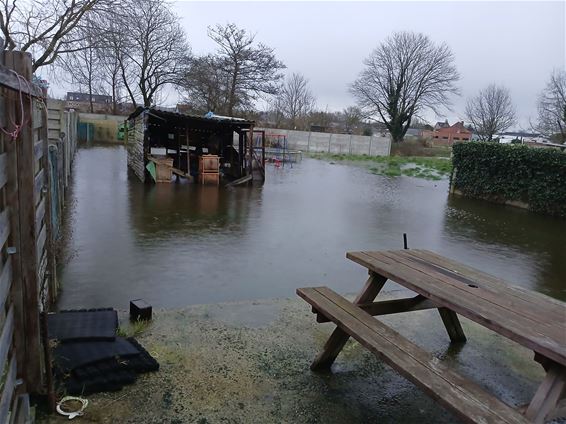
left=127, top=107, right=255, bottom=130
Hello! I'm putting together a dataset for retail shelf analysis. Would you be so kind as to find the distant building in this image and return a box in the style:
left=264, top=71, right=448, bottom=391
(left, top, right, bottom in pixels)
left=66, top=92, right=112, bottom=104
left=434, top=120, right=451, bottom=130
left=175, top=103, right=192, bottom=114
left=430, top=121, right=472, bottom=145
left=66, top=92, right=113, bottom=113
left=404, top=128, right=422, bottom=140
left=65, top=92, right=134, bottom=115
left=310, top=125, right=327, bottom=133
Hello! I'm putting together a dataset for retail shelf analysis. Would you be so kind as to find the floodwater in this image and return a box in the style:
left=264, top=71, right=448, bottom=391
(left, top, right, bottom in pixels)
left=57, top=144, right=566, bottom=310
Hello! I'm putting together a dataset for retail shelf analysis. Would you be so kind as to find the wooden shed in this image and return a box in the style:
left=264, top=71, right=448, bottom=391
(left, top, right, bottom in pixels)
left=126, top=107, right=265, bottom=185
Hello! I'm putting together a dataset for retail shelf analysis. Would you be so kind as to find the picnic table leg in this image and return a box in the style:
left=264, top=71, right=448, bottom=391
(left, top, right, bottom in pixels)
left=310, top=272, right=387, bottom=371
left=525, top=361, right=566, bottom=423
left=437, top=308, right=467, bottom=343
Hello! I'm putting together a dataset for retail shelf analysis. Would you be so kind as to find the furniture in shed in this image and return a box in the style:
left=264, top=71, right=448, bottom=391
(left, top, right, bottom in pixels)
left=147, top=155, right=173, bottom=183
left=199, top=154, right=220, bottom=185
left=298, top=249, right=566, bottom=423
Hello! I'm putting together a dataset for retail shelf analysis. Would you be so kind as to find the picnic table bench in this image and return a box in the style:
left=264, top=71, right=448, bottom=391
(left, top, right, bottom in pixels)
left=297, top=249, right=566, bottom=424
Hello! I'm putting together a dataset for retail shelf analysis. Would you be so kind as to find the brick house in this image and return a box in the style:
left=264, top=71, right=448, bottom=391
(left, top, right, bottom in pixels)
left=430, top=121, right=472, bottom=145
left=66, top=92, right=113, bottom=113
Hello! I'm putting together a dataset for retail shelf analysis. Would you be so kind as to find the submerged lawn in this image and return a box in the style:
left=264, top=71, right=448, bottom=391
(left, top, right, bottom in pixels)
left=309, top=153, right=452, bottom=180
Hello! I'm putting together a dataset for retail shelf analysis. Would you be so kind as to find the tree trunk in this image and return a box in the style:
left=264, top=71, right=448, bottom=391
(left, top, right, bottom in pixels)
left=88, top=80, right=94, bottom=113
left=112, top=82, right=117, bottom=115
left=88, top=47, right=95, bottom=113
left=389, top=122, right=405, bottom=143
left=228, top=63, right=239, bottom=116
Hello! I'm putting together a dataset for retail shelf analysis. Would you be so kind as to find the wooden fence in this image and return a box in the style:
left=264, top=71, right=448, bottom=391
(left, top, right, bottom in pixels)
left=0, top=51, right=77, bottom=422
left=47, top=100, right=77, bottom=240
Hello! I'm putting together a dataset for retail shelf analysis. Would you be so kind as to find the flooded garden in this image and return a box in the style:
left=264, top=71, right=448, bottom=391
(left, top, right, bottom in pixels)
left=57, top=144, right=566, bottom=310
left=38, top=143, right=566, bottom=423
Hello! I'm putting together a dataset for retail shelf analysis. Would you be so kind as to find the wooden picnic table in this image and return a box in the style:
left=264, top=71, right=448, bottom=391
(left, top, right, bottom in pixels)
left=297, top=249, right=566, bottom=424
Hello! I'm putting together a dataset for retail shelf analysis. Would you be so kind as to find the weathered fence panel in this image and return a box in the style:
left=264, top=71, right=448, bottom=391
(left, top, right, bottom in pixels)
left=0, top=53, right=29, bottom=421
left=254, top=127, right=392, bottom=156
left=0, top=50, right=76, bottom=421
left=46, top=101, right=77, bottom=241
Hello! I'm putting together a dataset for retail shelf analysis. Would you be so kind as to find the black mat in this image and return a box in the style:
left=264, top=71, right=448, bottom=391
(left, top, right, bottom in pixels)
left=64, top=367, right=138, bottom=395
left=123, top=338, right=160, bottom=373
left=48, top=309, right=118, bottom=342
left=53, top=337, right=140, bottom=373
left=56, top=338, right=159, bottom=395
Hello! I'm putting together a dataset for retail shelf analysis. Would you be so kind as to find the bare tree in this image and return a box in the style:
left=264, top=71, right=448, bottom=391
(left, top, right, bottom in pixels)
left=114, top=0, right=189, bottom=107
left=98, top=43, right=125, bottom=114
left=277, top=73, right=315, bottom=129
left=93, top=13, right=134, bottom=111
left=534, top=70, right=566, bottom=143
left=57, top=22, right=101, bottom=112
left=465, top=84, right=516, bottom=141
left=0, top=0, right=112, bottom=72
left=84, top=10, right=127, bottom=114
left=179, top=54, right=231, bottom=114
left=308, top=108, right=335, bottom=131
left=351, top=31, right=459, bottom=143
left=342, top=106, right=363, bottom=133
left=208, top=23, right=285, bottom=116
left=262, top=97, right=285, bottom=128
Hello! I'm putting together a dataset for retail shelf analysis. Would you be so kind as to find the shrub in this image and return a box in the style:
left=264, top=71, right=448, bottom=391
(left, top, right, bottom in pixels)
left=391, top=139, right=451, bottom=157
left=451, top=142, right=566, bottom=217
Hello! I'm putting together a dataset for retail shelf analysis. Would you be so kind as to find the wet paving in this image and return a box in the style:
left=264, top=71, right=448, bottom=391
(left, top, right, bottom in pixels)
left=57, top=144, right=566, bottom=310
left=40, top=296, right=549, bottom=424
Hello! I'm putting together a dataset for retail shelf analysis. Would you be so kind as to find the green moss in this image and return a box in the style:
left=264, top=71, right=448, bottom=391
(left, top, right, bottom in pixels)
left=310, top=153, right=451, bottom=180
left=117, top=319, right=151, bottom=337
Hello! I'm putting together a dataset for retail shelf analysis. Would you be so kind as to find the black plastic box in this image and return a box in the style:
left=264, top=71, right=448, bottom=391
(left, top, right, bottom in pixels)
left=130, top=299, right=152, bottom=321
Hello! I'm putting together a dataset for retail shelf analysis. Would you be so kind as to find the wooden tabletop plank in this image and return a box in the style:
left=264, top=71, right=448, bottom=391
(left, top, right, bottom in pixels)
left=387, top=250, right=565, bottom=333
left=352, top=250, right=566, bottom=336
left=346, top=250, right=566, bottom=366
left=365, top=250, right=566, bottom=346
left=407, top=249, right=566, bottom=320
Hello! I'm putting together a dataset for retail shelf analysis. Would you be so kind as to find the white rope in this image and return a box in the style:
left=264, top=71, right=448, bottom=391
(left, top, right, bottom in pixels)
left=56, top=396, right=89, bottom=420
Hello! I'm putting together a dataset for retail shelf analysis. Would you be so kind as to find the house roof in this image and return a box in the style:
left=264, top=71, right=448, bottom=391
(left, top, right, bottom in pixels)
left=433, top=121, right=472, bottom=135
left=405, top=128, right=421, bottom=136
left=450, top=122, right=471, bottom=132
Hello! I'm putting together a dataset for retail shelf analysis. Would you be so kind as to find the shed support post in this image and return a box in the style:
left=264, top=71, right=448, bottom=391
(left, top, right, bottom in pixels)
left=248, top=126, right=254, bottom=178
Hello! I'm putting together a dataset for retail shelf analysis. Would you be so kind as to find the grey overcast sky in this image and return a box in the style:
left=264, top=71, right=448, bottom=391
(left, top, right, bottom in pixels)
left=171, top=0, right=565, bottom=129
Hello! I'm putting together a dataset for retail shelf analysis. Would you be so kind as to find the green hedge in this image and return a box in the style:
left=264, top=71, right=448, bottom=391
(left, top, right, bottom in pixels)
left=451, top=142, right=566, bottom=217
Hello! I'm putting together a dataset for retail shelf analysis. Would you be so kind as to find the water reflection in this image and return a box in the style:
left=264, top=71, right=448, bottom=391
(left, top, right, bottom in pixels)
left=442, top=195, right=566, bottom=300
left=129, top=182, right=257, bottom=240
left=57, top=145, right=566, bottom=309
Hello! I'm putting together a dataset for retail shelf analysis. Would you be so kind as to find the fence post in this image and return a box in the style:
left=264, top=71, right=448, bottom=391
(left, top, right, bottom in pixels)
left=2, top=50, right=27, bottom=390
left=41, top=99, right=57, bottom=305
left=307, top=131, right=311, bottom=152
left=328, top=133, right=332, bottom=153
left=349, top=134, right=353, bottom=154
left=369, top=136, right=373, bottom=156
left=4, top=50, right=43, bottom=392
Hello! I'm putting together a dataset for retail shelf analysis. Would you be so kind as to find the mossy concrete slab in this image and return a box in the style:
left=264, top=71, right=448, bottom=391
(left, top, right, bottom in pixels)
left=39, top=293, right=549, bottom=423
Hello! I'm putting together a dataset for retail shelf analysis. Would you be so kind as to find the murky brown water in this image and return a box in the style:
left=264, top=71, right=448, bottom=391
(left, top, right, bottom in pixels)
left=57, top=144, right=566, bottom=310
